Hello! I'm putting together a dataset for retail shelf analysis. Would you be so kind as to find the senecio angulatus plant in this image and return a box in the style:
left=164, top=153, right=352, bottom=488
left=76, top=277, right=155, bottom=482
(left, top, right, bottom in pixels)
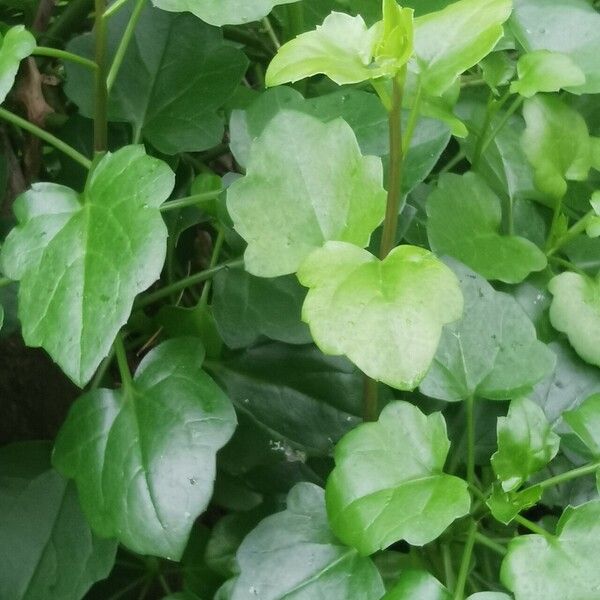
left=1, top=0, right=600, bottom=598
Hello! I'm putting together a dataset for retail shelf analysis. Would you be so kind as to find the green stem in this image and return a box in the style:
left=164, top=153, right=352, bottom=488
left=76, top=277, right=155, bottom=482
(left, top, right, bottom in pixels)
left=478, top=95, right=524, bottom=160
left=442, top=543, right=456, bottom=590
left=114, top=332, right=134, bottom=389
left=136, top=258, right=244, bottom=309
left=0, top=107, right=92, bottom=168
left=523, top=460, right=600, bottom=494
left=262, top=16, right=281, bottom=51
left=90, top=346, right=115, bottom=389
left=379, top=72, right=405, bottom=259
left=94, top=0, right=109, bottom=153
left=104, top=0, right=131, bottom=18
left=514, top=514, right=552, bottom=538
left=454, top=520, right=477, bottom=600
left=474, top=532, right=507, bottom=557
left=402, top=78, right=422, bottom=154
left=159, top=191, right=221, bottom=213
left=107, top=0, right=146, bottom=91
left=466, top=395, right=475, bottom=488
left=547, top=210, right=595, bottom=256
left=33, top=46, right=98, bottom=70
left=199, top=227, right=225, bottom=308
left=548, top=256, right=587, bottom=276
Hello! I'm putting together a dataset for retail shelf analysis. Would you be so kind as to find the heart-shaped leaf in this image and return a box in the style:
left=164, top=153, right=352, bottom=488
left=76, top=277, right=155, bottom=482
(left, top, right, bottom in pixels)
left=230, top=482, right=385, bottom=599
left=326, top=401, right=471, bottom=555
left=152, top=0, right=299, bottom=26
left=420, top=261, right=555, bottom=402
left=0, top=442, right=117, bottom=600
left=522, top=95, right=599, bottom=200
left=227, top=110, right=386, bottom=277
left=564, top=394, right=600, bottom=457
left=510, top=0, right=600, bottom=94
left=0, top=145, right=174, bottom=386
left=501, top=501, right=600, bottom=600
left=412, top=0, right=512, bottom=95
left=548, top=272, right=600, bottom=368
left=53, top=338, right=237, bottom=560
left=426, top=172, right=547, bottom=283
left=491, top=397, right=560, bottom=492
left=0, top=25, right=35, bottom=103
left=298, top=241, right=463, bottom=391
left=65, top=5, right=248, bottom=154
left=510, top=50, right=586, bottom=98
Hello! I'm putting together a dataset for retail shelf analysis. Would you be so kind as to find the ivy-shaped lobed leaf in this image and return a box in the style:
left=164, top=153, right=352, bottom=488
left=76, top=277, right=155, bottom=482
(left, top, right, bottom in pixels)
left=53, top=338, right=237, bottom=560
left=326, top=401, right=471, bottom=555
left=0, top=145, right=175, bottom=386
left=299, top=241, right=464, bottom=391
left=227, top=110, right=386, bottom=278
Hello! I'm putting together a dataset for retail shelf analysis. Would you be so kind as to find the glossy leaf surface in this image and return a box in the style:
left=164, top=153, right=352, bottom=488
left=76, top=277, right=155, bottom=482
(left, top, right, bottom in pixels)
left=53, top=338, right=237, bottom=560
left=231, top=482, right=385, bottom=599
left=326, top=401, right=470, bottom=555
left=227, top=111, right=386, bottom=277
left=0, top=25, right=35, bottom=103
left=0, top=146, right=174, bottom=386
left=299, top=241, right=463, bottom=390
left=420, top=261, right=555, bottom=402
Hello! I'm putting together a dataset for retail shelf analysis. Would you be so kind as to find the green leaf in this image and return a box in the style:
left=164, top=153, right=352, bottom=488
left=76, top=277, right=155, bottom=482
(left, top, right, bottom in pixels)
left=487, top=483, right=542, bottom=524
left=420, top=261, right=555, bottom=402
left=53, top=338, right=237, bottom=560
left=548, top=271, right=600, bottom=368
left=427, top=172, right=548, bottom=283
left=65, top=5, right=247, bottom=154
left=564, top=394, right=600, bottom=457
left=227, top=110, right=386, bottom=277
left=468, top=595, right=511, bottom=600
left=298, top=241, right=463, bottom=391
left=209, top=343, right=362, bottom=459
left=588, top=191, right=600, bottom=238
left=326, top=401, right=471, bottom=555
left=382, top=570, right=451, bottom=599
left=212, top=267, right=311, bottom=349
left=491, top=397, right=560, bottom=491
left=265, top=5, right=414, bottom=87
left=530, top=341, right=600, bottom=430
left=152, top=0, right=299, bottom=26
left=501, top=501, right=600, bottom=600
left=412, top=0, right=513, bottom=96
left=510, top=0, right=600, bottom=94
left=0, top=442, right=117, bottom=600
left=231, top=482, right=385, bottom=599
left=0, top=145, right=174, bottom=386
left=0, top=25, right=36, bottom=103
left=510, top=51, right=586, bottom=98
left=522, top=95, right=597, bottom=200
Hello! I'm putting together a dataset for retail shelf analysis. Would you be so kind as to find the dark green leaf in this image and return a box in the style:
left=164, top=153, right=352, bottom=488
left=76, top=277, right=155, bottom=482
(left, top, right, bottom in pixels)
left=53, top=338, right=237, bottom=560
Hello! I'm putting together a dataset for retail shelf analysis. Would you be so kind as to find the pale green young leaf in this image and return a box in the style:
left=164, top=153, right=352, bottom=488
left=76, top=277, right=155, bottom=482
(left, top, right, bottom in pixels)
left=326, top=401, right=470, bottom=555
left=412, top=0, right=513, bottom=96
left=510, top=51, right=586, bottom=98
left=65, top=5, right=247, bottom=154
left=501, top=501, right=600, bottom=600
left=548, top=272, right=600, bottom=368
left=230, top=483, right=385, bottom=599
left=0, top=25, right=35, bottom=103
left=420, top=261, right=555, bottom=402
left=382, top=570, right=451, bottom=599
left=487, top=484, right=542, bottom=524
left=427, top=172, right=547, bottom=283
left=0, top=146, right=174, bottom=386
left=522, top=95, right=596, bottom=200
left=152, top=0, right=299, bottom=26
left=373, top=0, right=414, bottom=75
left=0, top=442, right=117, bottom=600
left=53, top=338, right=236, bottom=560
left=564, top=394, right=600, bottom=457
left=227, top=110, right=386, bottom=277
left=510, top=0, right=600, bottom=94
left=298, top=242, right=463, bottom=391
left=491, top=397, right=560, bottom=491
